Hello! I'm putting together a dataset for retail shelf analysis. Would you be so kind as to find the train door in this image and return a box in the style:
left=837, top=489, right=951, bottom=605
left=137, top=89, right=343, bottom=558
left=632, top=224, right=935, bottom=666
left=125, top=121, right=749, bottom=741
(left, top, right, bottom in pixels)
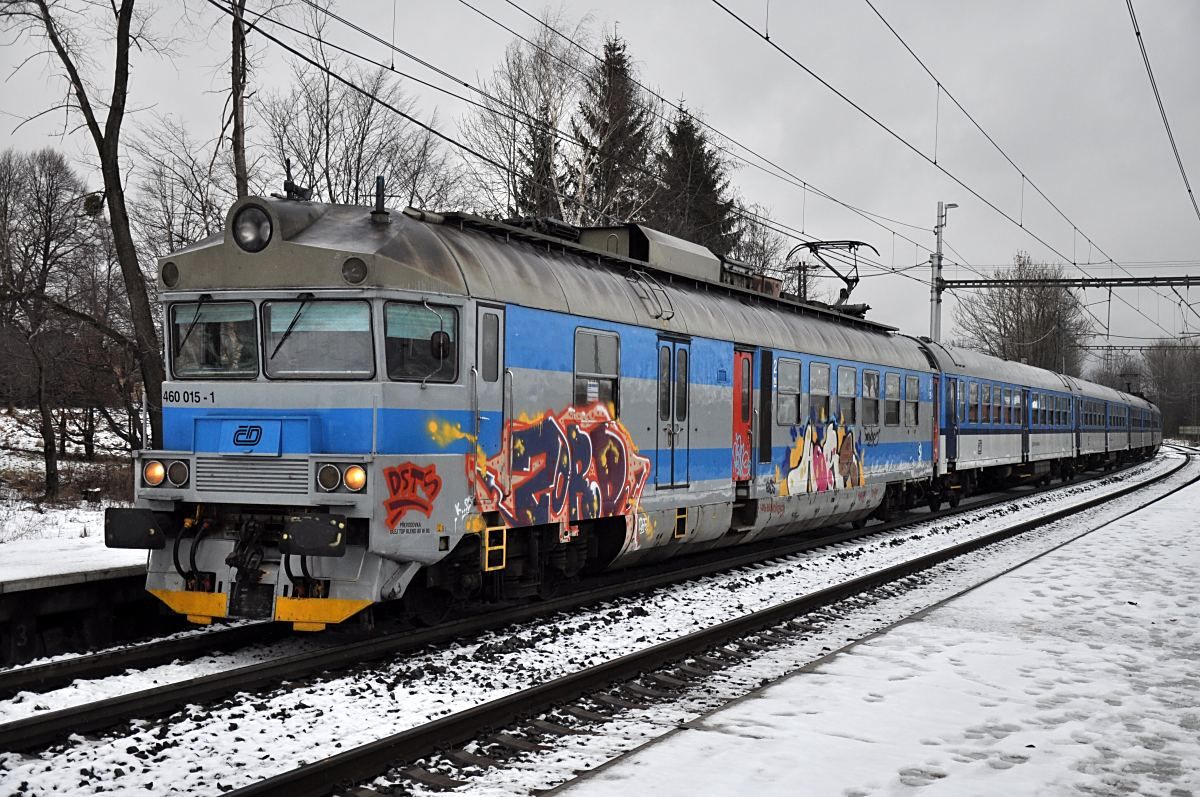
left=1021, top=388, right=1031, bottom=463
left=656, top=338, right=691, bottom=487
left=474, top=305, right=507, bottom=491
left=946, top=378, right=959, bottom=462
left=732, top=350, right=753, bottom=481
left=1080, top=393, right=1089, bottom=453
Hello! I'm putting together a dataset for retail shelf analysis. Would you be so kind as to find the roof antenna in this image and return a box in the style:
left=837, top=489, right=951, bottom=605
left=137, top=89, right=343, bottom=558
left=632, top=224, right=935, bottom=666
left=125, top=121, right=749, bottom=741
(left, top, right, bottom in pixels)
left=371, top=175, right=390, bottom=224
left=283, top=157, right=312, bottom=201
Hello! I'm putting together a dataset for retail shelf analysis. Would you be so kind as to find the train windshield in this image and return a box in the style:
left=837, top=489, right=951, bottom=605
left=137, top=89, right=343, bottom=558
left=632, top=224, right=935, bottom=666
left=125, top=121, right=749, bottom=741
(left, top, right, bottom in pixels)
left=264, top=300, right=374, bottom=379
left=171, top=301, right=258, bottom=378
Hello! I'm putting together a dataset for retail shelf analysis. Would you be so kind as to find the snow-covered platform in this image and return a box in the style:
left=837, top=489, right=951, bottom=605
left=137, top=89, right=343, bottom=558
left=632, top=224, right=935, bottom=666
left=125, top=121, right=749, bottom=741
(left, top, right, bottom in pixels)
left=560, top=480, right=1200, bottom=795
left=0, top=536, right=144, bottom=594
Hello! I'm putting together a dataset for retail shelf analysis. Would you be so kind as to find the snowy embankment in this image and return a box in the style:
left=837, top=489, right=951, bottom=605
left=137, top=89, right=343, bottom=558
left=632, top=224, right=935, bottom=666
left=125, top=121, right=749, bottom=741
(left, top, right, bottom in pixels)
left=0, top=409, right=129, bottom=548
left=557, top=456, right=1200, bottom=797
left=0, top=453, right=1187, bottom=795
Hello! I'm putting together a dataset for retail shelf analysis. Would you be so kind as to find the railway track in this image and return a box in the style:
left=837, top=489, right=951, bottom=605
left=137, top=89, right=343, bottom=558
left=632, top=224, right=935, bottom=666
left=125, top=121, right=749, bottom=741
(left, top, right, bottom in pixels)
left=0, top=453, right=1176, bottom=759
left=222, top=448, right=1197, bottom=797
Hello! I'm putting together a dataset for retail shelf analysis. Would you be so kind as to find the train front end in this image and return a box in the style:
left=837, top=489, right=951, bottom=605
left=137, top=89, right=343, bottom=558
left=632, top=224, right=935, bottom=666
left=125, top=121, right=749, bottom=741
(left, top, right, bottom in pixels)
left=105, top=196, right=475, bottom=630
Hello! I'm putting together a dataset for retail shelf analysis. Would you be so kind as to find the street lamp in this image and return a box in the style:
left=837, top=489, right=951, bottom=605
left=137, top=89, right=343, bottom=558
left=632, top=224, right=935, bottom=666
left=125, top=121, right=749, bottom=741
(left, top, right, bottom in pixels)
left=930, top=201, right=958, bottom=342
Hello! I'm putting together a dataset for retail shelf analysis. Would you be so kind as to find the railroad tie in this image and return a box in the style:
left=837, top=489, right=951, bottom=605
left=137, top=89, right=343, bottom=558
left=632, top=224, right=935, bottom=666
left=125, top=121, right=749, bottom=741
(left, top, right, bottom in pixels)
left=529, top=719, right=586, bottom=736
left=564, top=705, right=610, bottom=723
left=445, top=749, right=501, bottom=769
left=677, top=662, right=714, bottom=679
left=623, top=682, right=674, bottom=700
left=488, top=732, right=546, bottom=753
left=399, top=767, right=467, bottom=790
left=594, top=693, right=647, bottom=711
left=647, top=672, right=688, bottom=690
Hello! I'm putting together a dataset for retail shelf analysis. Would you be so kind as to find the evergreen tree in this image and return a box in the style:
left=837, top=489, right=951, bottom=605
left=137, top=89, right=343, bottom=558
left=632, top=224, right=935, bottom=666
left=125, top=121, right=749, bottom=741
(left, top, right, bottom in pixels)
left=644, top=108, right=740, bottom=255
left=514, top=100, right=565, bottom=219
left=571, top=35, right=656, bottom=224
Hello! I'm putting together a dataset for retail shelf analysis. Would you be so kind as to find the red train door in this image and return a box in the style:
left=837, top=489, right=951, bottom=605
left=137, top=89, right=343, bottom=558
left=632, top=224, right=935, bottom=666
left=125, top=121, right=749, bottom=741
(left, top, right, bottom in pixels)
left=732, top=350, right=753, bottom=481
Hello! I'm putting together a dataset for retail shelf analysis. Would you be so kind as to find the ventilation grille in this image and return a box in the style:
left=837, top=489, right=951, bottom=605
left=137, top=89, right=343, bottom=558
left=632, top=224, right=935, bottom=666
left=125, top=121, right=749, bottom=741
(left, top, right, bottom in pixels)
left=194, top=456, right=309, bottom=495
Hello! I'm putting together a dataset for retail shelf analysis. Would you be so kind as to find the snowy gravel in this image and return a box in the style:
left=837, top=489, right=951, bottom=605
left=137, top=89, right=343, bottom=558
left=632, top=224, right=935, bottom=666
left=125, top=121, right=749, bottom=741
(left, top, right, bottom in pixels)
left=0, top=452, right=1187, bottom=795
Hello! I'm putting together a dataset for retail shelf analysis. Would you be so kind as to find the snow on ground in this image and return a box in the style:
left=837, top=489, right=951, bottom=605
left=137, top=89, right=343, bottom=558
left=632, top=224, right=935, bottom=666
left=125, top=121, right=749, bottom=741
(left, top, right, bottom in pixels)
left=0, top=454, right=1187, bottom=795
left=0, top=408, right=131, bottom=544
left=558, top=464, right=1200, bottom=796
left=0, top=533, right=143, bottom=590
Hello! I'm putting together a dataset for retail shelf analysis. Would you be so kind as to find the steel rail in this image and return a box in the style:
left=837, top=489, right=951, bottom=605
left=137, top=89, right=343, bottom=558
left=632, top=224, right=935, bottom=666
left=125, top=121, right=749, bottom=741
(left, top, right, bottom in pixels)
left=228, top=451, right=1194, bottom=797
left=0, top=622, right=283, bottom=698
left=0, top=457, right=1166, bottom=752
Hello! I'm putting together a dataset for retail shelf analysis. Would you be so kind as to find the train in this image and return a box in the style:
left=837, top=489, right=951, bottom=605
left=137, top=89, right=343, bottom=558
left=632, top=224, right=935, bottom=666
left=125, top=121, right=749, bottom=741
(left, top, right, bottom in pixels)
left=105, top=188, right=1162, bottom=630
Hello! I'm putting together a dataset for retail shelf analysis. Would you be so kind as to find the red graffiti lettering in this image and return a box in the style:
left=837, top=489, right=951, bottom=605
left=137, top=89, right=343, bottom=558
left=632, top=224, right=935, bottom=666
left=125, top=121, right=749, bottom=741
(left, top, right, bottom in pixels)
left=383, top=463, right=442, bottom=529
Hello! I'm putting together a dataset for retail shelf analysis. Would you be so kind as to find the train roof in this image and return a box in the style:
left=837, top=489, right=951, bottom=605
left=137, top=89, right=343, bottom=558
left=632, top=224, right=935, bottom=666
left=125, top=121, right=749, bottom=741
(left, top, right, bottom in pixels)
left=920, top=339, right=1154, bottom=408
left=161, top=196, right=933, bottom=372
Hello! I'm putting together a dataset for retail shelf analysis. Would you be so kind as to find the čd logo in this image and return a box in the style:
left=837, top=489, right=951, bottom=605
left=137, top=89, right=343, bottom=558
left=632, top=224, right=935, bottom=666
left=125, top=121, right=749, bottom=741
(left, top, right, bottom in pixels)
left=233, top=425, right=263, bottom=446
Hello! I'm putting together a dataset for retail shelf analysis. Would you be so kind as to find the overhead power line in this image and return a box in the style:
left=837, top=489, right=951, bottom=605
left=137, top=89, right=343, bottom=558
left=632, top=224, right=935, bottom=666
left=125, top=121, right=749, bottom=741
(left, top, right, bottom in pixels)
left=710, top=0, right=1176, bottom=339
left=1125, top=0, right=1200, bottom=225
left=945, top=275, right=1200, bottom=289
left=281, top=0, right=930, bottom=286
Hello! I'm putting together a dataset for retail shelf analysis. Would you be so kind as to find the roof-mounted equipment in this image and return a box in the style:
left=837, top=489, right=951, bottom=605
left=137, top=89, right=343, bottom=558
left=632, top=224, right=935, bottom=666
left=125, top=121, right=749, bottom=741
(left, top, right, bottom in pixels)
left=787, top=240, right=878, bottom=317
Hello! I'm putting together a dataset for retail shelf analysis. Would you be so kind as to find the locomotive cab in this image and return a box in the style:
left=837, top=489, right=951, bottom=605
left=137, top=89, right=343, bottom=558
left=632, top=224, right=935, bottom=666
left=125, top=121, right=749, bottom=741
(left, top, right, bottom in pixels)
left=106, top=195, right=484, bottom=630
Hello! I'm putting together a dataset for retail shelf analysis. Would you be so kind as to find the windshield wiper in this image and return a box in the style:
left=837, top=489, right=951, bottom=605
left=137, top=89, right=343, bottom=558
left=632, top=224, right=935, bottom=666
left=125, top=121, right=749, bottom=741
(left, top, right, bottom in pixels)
left=270, top=292, right=314, bottom=360
left=175, top=293, right=212, bottom=356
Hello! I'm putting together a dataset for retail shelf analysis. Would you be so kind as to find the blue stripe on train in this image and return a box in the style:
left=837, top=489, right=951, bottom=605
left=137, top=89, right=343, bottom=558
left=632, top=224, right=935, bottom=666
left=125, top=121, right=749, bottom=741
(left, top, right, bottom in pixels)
left=164, top=406, right=477, bottom=455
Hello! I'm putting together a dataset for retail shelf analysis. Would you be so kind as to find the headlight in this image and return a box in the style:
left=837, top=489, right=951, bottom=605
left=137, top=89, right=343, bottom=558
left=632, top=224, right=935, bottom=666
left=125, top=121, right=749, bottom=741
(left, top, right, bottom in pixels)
left=166, top=460, right=189, bottom=487
left=143, top=460, right=165, bottom=487
left=317, top=463, right=341, bottom=492
left=343, top=465, right=367, bottom=492
left=232, top=205, right=272, bottom=253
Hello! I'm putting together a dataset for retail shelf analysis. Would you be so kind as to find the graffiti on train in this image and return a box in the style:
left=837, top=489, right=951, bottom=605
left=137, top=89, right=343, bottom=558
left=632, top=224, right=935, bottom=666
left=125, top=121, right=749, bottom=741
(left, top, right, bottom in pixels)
left=383, top=462, right=443, bottom=529
left=472, top=403, right=651, bottom=535
left=777, top=419, right=865, bottom=495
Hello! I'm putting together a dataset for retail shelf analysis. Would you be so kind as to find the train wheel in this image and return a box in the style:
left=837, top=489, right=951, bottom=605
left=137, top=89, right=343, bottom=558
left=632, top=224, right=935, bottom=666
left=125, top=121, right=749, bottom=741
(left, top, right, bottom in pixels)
left=948, top=489, right=962, bottom=508
left=405, top=584, right=453, bottom=627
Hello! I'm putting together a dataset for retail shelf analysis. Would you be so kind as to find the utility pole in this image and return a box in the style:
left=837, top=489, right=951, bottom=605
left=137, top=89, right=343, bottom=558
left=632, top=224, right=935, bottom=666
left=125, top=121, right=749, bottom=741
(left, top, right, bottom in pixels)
left=930, top=200, right=957, bottom=342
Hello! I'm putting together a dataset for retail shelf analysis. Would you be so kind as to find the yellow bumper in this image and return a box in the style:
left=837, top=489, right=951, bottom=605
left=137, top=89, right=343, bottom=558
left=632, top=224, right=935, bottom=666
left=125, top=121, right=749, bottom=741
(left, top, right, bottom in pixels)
left=274, top=596, right=372, bottom=632
left=148, top=589, right=371, bottom=631
left=149, top=588, right=228, bottom=625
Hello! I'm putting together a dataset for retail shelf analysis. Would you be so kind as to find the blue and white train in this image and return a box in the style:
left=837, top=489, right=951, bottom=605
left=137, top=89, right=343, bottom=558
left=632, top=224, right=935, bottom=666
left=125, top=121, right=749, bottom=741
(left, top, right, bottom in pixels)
left=105, top=193, right=1162, bottom=629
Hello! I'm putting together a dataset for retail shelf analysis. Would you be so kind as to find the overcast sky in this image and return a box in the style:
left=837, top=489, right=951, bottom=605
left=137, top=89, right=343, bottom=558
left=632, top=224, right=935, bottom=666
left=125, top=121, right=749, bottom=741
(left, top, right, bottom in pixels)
left=5, top=0, right=1199, bottom=369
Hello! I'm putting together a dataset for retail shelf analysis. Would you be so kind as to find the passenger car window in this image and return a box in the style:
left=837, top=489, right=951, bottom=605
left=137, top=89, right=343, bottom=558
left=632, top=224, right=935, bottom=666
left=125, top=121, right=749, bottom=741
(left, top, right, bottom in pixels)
left=968, top=381, right=979, bottom=423
left=837, top=365, right=857, bottom=423
left=777, top=359, right=801, bottom=425
left=885, top=373, right=901, bottom=426
left=574, top=329, right=620, bottom=414
left=810, top=363, right=831, bottom=422
left=171, top=301, right=258, bottom=379
left=863, top=370, right=880, bottom=425
left=904, top=375, right=919, bottom=426
left=384, top=301, right=456, bottom=382
left=267, top=300, right=374, bottom=379
left=982, top=384, right=992, bottom=424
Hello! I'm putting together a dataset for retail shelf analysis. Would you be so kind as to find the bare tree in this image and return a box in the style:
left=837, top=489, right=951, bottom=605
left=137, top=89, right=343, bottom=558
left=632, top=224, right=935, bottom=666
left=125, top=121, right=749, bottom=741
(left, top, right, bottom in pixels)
left=129, top=116, right=240, bottom=256
left=2, top=0, right=168, bottom=447
left=0, top=149, right=90, bottom=498
left=953, top=252, right=1093, bottom=375
left=258, top=43, right=463, bottom=208
left=460, top=8, right=590, bottom=220
left=1138, top=341, right=1200, bottom=434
